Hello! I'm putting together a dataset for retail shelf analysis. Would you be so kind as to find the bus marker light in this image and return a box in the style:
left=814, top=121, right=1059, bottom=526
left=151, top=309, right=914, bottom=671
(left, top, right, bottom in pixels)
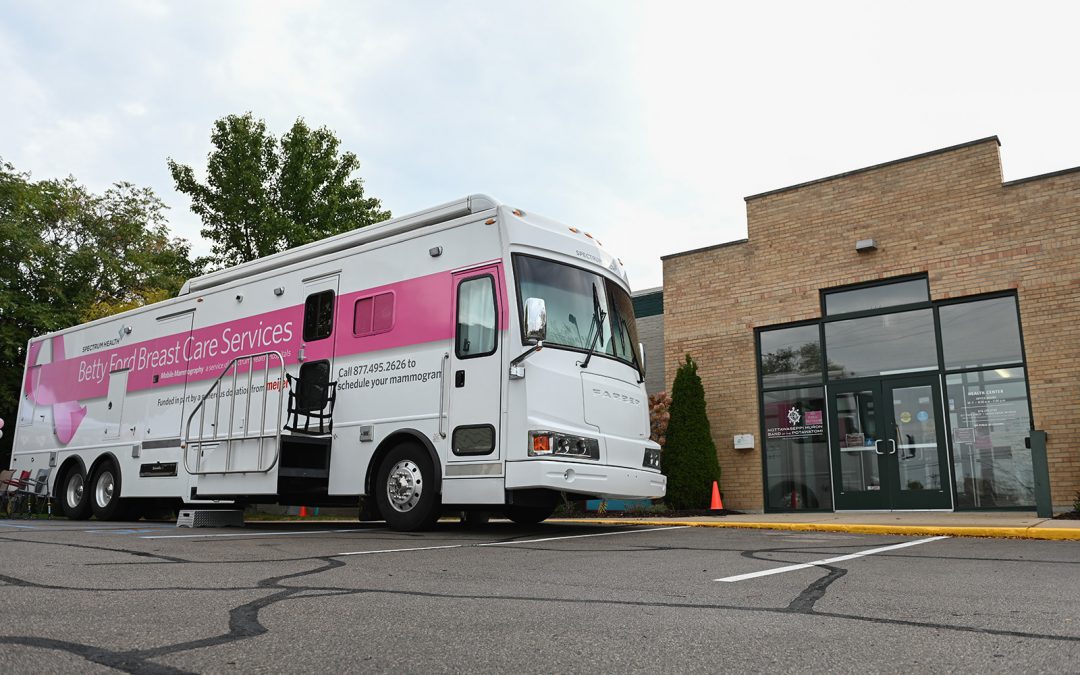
left=532, top=434, right=551, bottom=454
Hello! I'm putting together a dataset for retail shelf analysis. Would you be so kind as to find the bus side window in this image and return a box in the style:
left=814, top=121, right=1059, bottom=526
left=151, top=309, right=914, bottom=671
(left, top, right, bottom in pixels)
left=456, top=276, right=497, bottom=358
left=303, top=290, right=335, bottom=341
left=354, top=292, right=395, bottom=337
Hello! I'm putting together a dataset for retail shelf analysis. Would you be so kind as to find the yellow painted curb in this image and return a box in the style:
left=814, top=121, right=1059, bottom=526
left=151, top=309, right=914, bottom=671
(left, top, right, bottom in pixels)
left=550, top=519, right=1080, bottom=541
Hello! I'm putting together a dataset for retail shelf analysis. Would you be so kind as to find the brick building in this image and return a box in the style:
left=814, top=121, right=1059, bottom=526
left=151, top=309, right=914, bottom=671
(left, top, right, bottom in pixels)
left=662, top=137, right=1079, bottom=512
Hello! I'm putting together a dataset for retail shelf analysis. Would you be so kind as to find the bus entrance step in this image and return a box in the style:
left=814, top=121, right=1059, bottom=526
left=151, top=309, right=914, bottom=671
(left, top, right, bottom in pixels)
left=176, top=509, right=245, bottom=528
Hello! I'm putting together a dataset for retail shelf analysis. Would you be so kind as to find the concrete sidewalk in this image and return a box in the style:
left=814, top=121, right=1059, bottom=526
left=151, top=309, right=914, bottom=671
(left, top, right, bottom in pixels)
left=553, top=511, right=1080, bottom=540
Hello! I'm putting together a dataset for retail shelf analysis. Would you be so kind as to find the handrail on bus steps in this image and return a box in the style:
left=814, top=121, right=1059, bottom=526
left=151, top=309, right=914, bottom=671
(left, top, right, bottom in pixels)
left=182, top=350, right=286, bottom=476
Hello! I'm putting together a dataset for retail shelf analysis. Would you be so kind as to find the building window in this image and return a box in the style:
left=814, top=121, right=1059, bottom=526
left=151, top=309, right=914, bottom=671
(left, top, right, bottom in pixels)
left=946, top=367, right=1034, bottom=508
left=759, top=324, right=822, bottom=388
left=760, top=279, right=1033, bottom=512
left=354, top=292, right=395, bottom=337
left=762, top=387, right=831, bottom=510
left=939, top=296, right=1024, bottom=370
left=823, top=276, right=929, bottom=316
left=824, top=309, right=937, bottom=378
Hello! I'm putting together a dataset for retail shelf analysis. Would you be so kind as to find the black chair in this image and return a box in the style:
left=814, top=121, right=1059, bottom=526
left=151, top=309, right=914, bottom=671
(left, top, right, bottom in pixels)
left=284, top=368, right=337, bottom=435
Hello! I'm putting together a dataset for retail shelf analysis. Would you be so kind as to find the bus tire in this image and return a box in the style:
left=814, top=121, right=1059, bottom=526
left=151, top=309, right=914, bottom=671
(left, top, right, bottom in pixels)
left=59, top=465, right=92, bottom=521
left=504, top=503, right=556, bottom=526
left=375, top=443, right=440, bottom=531
left=89, top=460, right=133, bottom=521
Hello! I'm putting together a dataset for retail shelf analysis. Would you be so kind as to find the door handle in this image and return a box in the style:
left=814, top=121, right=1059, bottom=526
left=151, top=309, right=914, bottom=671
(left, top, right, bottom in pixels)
left=438, top=352, right=449, bottom=439
left=887, top=439, right=897, bottom=455
left=874, top=440, right=885, bottom=455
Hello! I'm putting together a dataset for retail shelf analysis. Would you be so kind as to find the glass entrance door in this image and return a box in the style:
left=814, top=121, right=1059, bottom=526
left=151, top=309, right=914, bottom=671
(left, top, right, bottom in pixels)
left=886, top=376, right=951, bottom=509
left=830, top=375, right=952, bottom=510
left=831, top=382, right=887, bottom=509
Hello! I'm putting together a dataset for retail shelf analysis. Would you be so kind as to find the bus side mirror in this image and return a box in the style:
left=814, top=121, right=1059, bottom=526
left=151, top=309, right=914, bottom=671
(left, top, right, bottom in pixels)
left=638, top=342, right=647, bottom=375
left=524, top=297, right=547, bottom=343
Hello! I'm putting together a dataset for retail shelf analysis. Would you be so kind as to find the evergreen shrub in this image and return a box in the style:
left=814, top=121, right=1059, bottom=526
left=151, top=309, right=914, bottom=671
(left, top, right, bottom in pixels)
left=661, top=354, right=721, bottom=510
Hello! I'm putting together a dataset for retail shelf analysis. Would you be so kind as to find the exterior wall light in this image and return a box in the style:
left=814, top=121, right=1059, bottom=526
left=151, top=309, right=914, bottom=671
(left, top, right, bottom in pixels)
left=856, top=238, right=877, bottom=252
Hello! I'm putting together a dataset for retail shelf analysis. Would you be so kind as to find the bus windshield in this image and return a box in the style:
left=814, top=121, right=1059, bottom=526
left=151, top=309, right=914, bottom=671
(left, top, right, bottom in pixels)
left=513, top=255, right=642, bottom=376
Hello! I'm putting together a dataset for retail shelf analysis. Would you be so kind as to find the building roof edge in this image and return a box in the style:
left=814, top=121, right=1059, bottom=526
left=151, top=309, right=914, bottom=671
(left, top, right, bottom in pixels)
left=1002, top=164, right=1080, bottom=187
left=743, top=136, right=1001, bottom=202
left=661, top=238, right=749, bottom=261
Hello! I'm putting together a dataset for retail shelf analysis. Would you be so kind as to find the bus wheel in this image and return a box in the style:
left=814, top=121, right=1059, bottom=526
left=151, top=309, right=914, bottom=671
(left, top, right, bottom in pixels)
left=504, top=503, right=556, bottom=526
left=375, top=444, right=440, bottom=531
left=90, top=460, right=132, bottom=521
left=60, top=466, right=92, bottom=520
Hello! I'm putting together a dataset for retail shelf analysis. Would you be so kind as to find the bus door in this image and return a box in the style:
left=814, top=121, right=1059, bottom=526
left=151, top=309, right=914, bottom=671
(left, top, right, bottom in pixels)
left=447, top=266, right=503, bottom=462
left=142, top=310, right=194, bottom=441
left=292, top=273, right=341, bottom=434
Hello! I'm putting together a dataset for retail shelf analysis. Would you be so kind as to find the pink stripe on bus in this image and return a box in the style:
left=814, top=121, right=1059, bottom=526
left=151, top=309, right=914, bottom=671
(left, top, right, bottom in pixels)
left=27, top=264, right=509, bottom=407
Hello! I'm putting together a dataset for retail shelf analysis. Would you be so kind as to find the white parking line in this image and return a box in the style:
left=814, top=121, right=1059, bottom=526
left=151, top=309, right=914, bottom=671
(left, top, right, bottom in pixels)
left=338, top=543, right=467, bottom=556
left=715, top=536, right=950, bottom=582
left=338, top=526, right=687, bottom=557
left=477, top=526, right=687, bottom=547
left=141, top=528, right=370, bottom=539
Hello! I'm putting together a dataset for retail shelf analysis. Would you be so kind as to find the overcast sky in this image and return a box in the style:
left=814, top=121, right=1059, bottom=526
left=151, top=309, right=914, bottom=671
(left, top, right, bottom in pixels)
left=3, top=1, right=1079, bottom=290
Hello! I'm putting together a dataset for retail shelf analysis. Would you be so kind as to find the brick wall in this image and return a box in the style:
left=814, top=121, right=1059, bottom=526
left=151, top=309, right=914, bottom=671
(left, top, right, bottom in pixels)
left=662, top=138, right=1080, bottom=511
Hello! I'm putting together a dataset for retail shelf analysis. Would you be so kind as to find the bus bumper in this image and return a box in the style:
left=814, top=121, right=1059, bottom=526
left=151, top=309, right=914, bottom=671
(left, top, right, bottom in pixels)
left=505, top=460, right=667, bottom=500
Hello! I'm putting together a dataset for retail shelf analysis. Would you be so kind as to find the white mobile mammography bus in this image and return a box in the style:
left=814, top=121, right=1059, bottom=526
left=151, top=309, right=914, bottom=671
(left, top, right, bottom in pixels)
left=9, top=195, right=665, bottom=530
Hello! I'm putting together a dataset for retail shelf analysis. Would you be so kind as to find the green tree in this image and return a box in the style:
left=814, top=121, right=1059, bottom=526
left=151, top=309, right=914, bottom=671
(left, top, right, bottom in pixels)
left=168, top=112, right=391, bottom=268
left=0, top=159, right=197, bottom=465
left=661, top=354, right=722, bottom=510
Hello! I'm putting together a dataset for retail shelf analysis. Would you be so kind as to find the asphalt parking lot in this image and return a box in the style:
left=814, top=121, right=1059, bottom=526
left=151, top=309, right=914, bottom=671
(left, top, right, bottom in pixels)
left=1, top=519, right=1078, bottom=673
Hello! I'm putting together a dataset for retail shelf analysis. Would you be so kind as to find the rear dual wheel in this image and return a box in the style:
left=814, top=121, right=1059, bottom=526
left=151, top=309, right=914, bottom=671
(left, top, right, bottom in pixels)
left=89, top=460, right=135, bottom=521
left=59, top=466, right=92, bottom=520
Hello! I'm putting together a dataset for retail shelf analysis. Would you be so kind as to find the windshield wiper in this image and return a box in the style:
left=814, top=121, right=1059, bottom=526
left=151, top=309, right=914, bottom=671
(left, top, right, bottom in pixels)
left=579, top=284, right=606, bottom=370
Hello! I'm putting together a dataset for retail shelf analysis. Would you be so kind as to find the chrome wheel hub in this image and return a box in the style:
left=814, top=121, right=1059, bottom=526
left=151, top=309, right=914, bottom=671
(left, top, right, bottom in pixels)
left=94, top=471, right=115, bottom=509
left=66, top=474, right=84, bottom=509
left=386, top=460, right=423, bottom=513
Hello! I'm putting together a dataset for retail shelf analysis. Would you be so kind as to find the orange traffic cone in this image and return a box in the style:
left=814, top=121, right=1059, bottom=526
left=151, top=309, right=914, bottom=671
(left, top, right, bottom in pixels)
left=299, top=505, right=308, bottom=518
left=710, top=481, right=723, bottom=511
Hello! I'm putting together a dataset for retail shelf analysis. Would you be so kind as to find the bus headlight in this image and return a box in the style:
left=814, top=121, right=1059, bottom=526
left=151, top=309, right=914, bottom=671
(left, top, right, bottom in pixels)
left=529, top=431, right=600, bottom=460
left=643, top=447, right=661, bottom=470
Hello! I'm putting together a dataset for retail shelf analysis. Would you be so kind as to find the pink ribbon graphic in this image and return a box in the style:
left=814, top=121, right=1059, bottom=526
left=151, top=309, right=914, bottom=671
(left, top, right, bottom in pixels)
left=23, top=335, right=88, bottom=445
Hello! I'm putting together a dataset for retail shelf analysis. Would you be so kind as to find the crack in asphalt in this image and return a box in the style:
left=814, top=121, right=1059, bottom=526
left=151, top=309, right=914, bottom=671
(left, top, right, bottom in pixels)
left=0, top=636, right=195, bottom=675
left=739, top=545, right=850, bottom=613
left=1, top=527, right=1078, bottom=673
left=0, top=534, right=191, bottom=564
left=784, top=565, right=847, bottom=613
left=0, top=555, right=344, bottom=673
